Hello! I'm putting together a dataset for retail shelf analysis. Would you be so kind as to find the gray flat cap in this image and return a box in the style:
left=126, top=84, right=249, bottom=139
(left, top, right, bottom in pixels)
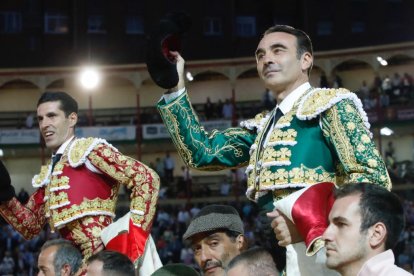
left=183, top=205, right=244, bottom=240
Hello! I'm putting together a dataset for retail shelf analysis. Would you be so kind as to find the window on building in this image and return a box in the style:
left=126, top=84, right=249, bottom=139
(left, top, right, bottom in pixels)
left=88, top=15, right=105, bottom=33
left=317, top=21, right=332, bottom=36
left=44, top=12, right=69, bottom=34
left=204, top=17, right=222, bottom=36
left=236, top=16, right=256, bottom=37
left=351, top=21, right=365, bottom=33
left=0, top=12, right=22, bottom=33
left=125, top=15, right=144, bottom=34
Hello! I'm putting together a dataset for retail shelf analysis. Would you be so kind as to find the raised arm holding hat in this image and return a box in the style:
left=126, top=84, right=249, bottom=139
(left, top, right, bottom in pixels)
left=152, top=24, right=390, bottom=275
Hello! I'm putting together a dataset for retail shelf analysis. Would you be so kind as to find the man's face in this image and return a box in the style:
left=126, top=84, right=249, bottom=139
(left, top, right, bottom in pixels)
left=37, top=101, right=77, bottom=151
left=191, top=231, right=244, bottom=276
left=322, top=194, right=369, bottom=273
left=86, top=260, right=104, bottom=276
left=255, top=32, right=311, bottom=93
left=37, top=246, right=57, bottom=276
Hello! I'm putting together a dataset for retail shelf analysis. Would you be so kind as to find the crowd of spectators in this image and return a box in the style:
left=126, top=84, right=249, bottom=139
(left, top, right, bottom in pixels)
left=2, top=192, right=414, bottom=275
left=355, top=72, right=414, bottom=110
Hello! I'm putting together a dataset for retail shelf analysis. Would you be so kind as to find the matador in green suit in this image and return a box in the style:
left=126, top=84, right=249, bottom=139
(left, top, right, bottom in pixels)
left=155, top=25, right=391, bottom=276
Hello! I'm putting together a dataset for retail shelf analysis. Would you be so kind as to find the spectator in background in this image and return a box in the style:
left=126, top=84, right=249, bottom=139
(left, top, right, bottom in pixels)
left=332, top=74, right=343, bottom=88
left=392, top=73, right=402, bottom=101
left=183, top=205, right=247, bottom=276
left=402, top=73, right=413, bottom=99
left=0, top=250, right=15, bottom=275
left=382, top=75, right=392, bottom=106
left=216, top=99, right=223, bottom=119
left=181, top=165, right=192, bottom=195
left=219, top=176, right=231, bottom=196
left=322, top=183, right=410, bottom=276
left=204, top=97, right=215, bottom=120
left=358, top=80, right=371, bottom=109
left=155, top=157, right=165, bottom=181
left=320, top=73, right=329, bottom=88
left=226, top=247, right=279, bottom=276
left=164, top=151, right=175, bottom=184
left=37, top=239, right=82, bottom=276
left=25, top=112, right=34, bottom=129
left=222, top=99, right=233, bottom=120
left=86, top=250, right=135, bottom=276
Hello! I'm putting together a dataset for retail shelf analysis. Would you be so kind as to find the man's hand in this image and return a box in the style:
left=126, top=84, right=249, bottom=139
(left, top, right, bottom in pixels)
left=267, top=209, right=303, bottom=246
left=166, top=51, right=185, bottom=93
left=0, top=160, right=15, bottom=202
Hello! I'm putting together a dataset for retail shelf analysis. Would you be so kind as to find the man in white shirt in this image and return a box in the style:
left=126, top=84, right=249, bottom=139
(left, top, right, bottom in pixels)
left=322, top=183, right=411, bottom=276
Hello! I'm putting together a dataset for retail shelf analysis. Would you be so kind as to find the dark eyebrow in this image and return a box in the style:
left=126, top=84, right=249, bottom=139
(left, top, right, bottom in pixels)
left=37, top=111, right=58, bottom=119
left=332, top=216, right=348, bottom=224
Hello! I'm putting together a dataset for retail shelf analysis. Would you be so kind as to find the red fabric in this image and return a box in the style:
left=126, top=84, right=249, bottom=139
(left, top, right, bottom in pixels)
left=60, top=166, right=115, bottom=206
left=291, top=182, right=335, bottom=247
left=161, top=34, right=181, bottom=62
left=105, top=220, right=149, bottom=263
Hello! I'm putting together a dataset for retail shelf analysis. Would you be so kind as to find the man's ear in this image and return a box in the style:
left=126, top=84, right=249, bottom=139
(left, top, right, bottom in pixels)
left=369, top=222, right=387, bottom=249
left=69, top=112, right=78, bottom=128
left=301, top=52, right=313, bottom=73
left=236, top=234, right=247, bottom=251
left=61, top=263, right=72, bottom=276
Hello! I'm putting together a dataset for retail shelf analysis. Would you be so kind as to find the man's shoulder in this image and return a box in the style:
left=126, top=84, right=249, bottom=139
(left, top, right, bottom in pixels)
left=68, top=137, right=115, bottom=167
left=240, top=111, right=271, bottom=131
left=296, top=87, right=362, bottom=120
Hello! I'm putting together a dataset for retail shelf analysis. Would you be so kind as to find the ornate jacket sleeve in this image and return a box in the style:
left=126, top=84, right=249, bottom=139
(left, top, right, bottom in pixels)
left=0, top=188, right=47, bottom=239
left=321, top=99, right=391, bottom=190
left=87, top=144, right=160, bottom=232
left=157, top=91, right=256, bottom=171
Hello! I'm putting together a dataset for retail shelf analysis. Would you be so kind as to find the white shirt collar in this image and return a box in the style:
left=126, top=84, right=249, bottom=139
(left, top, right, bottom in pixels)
left=278, top=82, right=311, bottom=114
left=54, top=136, right=75, bottom=156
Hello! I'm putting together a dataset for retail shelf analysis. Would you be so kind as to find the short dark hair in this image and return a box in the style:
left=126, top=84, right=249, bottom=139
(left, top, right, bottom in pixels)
left=226, top=247, right=279, bottom=276
left=40, top=239, right=82, bottom=276
left=37, top=91, right=78, bottom=117
left=87, top=250, right=135, bottom=276
left=335, top=183, right=405, bottom=250
left=263, top=25, right=313, bottom=75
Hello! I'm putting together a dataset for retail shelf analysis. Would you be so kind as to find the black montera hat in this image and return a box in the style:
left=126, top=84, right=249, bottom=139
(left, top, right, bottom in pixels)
left=183, top=205, right=244, bottom=240
left=145, top=11, right=191, bottom=89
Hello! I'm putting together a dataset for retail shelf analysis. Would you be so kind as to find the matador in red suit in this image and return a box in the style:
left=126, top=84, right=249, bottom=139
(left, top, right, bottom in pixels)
left=0, top=92, right=160, bottom=269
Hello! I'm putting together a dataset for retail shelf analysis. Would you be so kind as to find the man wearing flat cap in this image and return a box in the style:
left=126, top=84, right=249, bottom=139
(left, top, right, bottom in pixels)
left=183, top=204, right=247, bottom=276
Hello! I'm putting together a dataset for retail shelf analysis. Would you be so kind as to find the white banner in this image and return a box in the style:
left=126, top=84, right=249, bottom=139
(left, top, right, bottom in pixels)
left=0, top=129, right=40, bottom=144
left=0, top=120, right=234, bottom=144
left=0, top=126, right=136, bottom=145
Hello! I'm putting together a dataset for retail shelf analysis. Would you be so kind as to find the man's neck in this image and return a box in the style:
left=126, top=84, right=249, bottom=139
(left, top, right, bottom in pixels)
left=53, top=136, right=75, bottom=155
left=272, top=78, right=308, bottom=102
left=339, top=255, right=373, bottom=276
